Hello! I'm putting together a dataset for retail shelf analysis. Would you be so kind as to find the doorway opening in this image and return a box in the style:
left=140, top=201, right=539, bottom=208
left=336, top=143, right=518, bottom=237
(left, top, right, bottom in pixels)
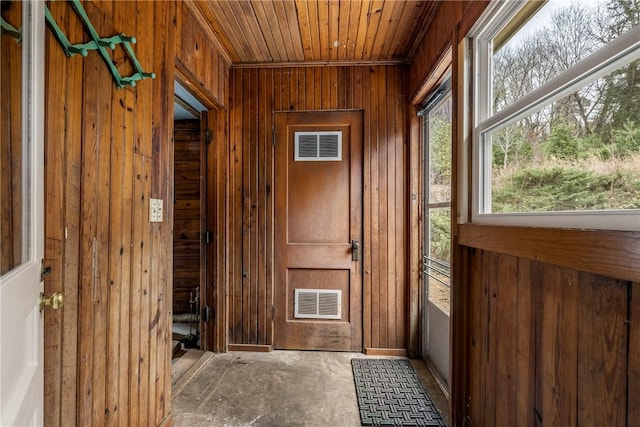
left=172, top=81, right=207, bottom=357
left=420, top=76, right=452, bottom=396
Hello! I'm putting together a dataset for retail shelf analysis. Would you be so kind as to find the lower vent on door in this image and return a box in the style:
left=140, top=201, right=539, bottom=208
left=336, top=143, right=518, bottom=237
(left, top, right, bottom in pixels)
left=294, top=289, right=342, bottom=320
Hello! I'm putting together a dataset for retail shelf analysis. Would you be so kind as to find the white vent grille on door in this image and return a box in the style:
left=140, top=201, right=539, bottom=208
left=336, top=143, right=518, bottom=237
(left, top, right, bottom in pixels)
left=294, top=289, right=342, bottom=319
left=294, top=131, right=342, bottom=161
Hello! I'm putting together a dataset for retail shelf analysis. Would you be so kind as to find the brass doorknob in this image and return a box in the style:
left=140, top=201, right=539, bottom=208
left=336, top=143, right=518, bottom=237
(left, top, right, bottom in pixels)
left=40, top=292, right=64, bottom=312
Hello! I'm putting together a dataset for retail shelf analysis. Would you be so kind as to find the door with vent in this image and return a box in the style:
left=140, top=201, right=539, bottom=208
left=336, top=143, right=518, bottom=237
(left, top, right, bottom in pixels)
left=274, top=111, right=363, bottom=351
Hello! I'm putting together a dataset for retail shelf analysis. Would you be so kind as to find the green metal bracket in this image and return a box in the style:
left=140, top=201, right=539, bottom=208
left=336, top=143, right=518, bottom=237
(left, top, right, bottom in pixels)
left=0, top=15, right=21, bottom=44
left=44, top=0, right=155, bottom=88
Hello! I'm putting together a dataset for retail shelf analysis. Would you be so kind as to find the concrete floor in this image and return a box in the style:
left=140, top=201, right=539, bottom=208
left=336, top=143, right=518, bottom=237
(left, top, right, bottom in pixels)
left=172, top=350, right=449, bottom=427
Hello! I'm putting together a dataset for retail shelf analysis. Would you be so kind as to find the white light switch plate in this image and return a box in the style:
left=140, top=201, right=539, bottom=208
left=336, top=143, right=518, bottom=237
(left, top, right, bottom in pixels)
left=149, top=198, right=163, bottom=222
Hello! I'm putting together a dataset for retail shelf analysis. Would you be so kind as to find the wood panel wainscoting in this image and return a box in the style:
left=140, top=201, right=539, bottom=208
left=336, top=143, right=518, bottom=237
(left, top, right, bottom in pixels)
left=457, top=225, right=640, bottom=426
left=43, top=1, right=229, bottom=426
left=229, top=65, right=408, bottom=352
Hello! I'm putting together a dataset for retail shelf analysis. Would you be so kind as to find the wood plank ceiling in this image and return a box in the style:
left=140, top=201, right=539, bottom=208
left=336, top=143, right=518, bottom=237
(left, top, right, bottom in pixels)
left=192, top=0, right=440, bottom=66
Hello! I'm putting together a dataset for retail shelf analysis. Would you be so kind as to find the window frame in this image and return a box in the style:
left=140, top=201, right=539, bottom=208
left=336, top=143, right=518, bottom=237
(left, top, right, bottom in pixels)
left=468, top=0, right=640, bottom=231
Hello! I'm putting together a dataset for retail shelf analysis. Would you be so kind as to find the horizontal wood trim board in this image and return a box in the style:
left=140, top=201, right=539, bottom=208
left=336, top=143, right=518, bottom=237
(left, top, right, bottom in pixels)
left=459, top=224, right=640, bottom=282
left=231, top=60, right=407, bottom=69
left=174, top=60, right=225, bottom=110
left=364, top=348, right=408, bottom=357
left=410, top=46, right=452, bottom=105
left=228, top=344, right=273, bottom=352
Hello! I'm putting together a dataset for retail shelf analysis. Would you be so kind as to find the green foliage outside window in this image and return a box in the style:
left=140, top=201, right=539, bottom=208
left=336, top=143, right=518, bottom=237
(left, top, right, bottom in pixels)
left=493, top=167, right=640, bottom=212
left=429, top=208, right=451, bottom=265
left=491, top=0, right=640, bottom=213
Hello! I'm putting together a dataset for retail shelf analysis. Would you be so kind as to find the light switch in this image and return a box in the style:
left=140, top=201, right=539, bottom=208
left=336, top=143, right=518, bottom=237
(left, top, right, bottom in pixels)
left=149, top=198, right=163, bottom=222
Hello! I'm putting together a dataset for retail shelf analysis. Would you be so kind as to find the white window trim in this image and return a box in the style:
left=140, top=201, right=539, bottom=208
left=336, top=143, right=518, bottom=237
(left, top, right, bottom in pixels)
left=479, top=28, right=640, bottom=135
left=468, top=1, right=640, bottom=231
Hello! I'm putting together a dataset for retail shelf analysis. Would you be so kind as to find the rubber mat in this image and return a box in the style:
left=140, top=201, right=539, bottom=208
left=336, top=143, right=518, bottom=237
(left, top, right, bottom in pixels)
left=351, top=358, right=446, bottom=427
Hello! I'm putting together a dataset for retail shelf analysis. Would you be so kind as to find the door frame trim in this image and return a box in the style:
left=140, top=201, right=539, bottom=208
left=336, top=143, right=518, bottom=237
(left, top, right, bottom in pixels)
left=174, top=62, right=228, bottom=353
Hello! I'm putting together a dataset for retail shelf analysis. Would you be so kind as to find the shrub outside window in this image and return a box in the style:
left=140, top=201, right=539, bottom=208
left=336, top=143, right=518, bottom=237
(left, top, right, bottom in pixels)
left=471, top=0, right=640, bottom=231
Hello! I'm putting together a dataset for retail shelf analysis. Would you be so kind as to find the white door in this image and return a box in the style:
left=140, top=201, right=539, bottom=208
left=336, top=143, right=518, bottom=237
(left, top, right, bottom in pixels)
left=0, top=2, right=46, bottom=425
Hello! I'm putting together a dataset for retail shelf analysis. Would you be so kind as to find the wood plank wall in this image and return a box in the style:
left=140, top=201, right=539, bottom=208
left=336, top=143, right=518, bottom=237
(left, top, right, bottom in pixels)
left=175, top=2, right=229, bottom=107
left=464, top=246, right=638, bottom=427
left=173, top=119, right=203, bottom=315
left=229, top=66, right=408, bottom=351
left=43, top=1, right=228, bottom=426
left=458, top=226, right=640, bottom=427
left=408, top=1, right=488, bottom=101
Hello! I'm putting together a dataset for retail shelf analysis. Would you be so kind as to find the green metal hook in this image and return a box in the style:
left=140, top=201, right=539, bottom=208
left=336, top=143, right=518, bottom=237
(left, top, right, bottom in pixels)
left=44, top=0, right=155, bottom=89
left=0, top=15, right=22, bottom=44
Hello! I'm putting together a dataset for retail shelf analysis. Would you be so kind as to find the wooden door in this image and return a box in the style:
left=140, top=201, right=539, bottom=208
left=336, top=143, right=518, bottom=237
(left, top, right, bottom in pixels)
left=274, top=111, right=363, bottom=351
left=173, top=111, right=220, bottom=352
left=173, top=118, right=205, bottom=324
left=0, top=2, right=45, bottom=424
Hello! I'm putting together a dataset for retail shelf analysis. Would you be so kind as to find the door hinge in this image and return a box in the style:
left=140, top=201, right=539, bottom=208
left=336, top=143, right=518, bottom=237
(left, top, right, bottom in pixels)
left=203, top=130, right=212, bottom=144
left=271, top=305, right=276, bottom=320
left=202, top=305, right=212, bottom=322
left=203, top=230, right=213, bottom=244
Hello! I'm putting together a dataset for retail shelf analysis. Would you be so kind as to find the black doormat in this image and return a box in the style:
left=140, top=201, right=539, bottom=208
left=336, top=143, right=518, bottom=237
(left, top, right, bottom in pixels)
left=351, top=358, right=446, bottom=427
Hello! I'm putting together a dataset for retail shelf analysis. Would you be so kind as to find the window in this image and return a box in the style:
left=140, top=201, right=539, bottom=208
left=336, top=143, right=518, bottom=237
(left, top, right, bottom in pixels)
left=470, top=0, right=640, bottom=230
